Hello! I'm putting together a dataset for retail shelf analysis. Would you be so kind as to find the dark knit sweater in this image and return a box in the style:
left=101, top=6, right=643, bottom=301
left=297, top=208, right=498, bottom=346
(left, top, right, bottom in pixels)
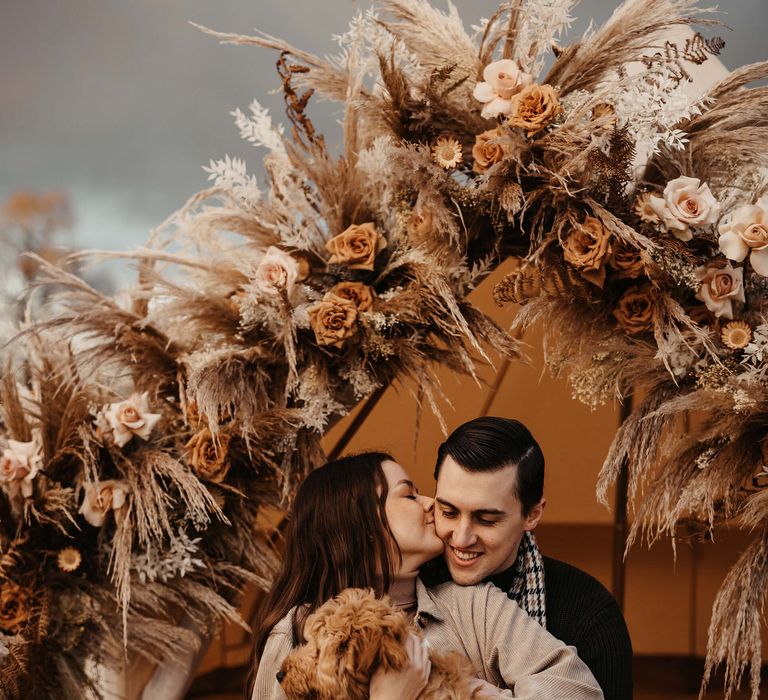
left=488, top=556, right=633, bottom=700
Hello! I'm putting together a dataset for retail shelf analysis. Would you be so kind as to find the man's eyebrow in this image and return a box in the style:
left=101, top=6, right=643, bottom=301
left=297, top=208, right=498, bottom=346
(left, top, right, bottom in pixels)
left=436, top=497, right=505, bottom=517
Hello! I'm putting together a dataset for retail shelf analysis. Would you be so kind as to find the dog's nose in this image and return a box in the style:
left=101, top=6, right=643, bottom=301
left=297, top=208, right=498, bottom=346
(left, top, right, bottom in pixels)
left=276, top=671, right=286, bottom=683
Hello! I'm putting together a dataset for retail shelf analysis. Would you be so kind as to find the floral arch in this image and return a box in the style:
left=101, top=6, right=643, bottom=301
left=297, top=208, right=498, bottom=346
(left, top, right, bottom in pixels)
left=1, top=2, right=767, bottom=699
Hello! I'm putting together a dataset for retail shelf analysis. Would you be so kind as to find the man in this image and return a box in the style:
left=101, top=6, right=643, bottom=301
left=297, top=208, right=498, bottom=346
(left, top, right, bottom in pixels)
left=432, top=416, right=632, bottom=700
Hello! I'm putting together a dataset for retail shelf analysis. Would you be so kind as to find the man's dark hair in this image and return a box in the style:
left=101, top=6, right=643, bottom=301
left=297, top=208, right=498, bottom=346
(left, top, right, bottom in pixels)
left=434, top=416, right=544, bottom=515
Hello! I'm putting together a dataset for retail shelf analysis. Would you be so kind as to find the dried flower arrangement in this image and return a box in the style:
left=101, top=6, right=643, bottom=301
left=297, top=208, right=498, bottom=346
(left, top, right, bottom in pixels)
left=0, top=1, right=766, bottom=699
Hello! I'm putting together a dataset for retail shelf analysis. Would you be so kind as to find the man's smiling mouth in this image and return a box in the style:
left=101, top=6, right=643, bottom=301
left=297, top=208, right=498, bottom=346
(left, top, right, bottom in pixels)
left=450, top=546, right=481, bottom=562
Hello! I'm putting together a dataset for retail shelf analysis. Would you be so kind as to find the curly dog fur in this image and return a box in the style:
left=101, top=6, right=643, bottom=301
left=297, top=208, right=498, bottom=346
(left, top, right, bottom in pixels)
left=278, top=588, right=487, bottom=699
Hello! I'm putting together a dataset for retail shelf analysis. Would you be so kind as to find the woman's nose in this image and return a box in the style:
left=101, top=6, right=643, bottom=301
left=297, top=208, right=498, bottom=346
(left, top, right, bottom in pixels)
left=418, top=494, right=435, bottom=512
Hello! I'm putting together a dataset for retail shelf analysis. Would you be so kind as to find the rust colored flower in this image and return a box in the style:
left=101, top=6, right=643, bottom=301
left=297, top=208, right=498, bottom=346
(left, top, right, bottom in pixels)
left=329, top=281, right=375, bottom=312
left=613, top=286, right=655, bottom=335
left=472, top=128, right=507, bottom=173
left=186, top=428, right=231, bottom=484
left=562, top=216, right=612, bottom=287
left=0, top=582, right=29, bottom=634
left=507, top=84, right=562, bottom=137
left=325, top=223, right=387, bottom=271
left=720, top=321, right=752, bottom=350
left=308, top=293, right=358, bottom=349
left=608, top=240, right=645, bottom=280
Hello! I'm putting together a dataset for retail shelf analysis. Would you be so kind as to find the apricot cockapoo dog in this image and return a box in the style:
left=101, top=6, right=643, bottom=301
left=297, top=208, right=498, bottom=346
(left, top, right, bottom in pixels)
left=278, top=588, right=488, bottom=699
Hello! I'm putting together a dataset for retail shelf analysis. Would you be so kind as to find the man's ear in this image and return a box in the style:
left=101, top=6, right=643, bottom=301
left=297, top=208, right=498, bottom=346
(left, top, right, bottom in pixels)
left=524, top=498, right=546, bottom=531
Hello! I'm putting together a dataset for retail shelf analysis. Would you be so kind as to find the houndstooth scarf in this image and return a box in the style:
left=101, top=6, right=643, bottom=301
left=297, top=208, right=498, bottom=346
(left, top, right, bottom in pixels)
left=508, top=531, right=546, bottom=627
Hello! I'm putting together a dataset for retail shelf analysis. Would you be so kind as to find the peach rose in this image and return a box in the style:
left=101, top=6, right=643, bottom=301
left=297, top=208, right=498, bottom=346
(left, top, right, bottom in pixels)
left=186, top=428, right=231, bottom=483
left=695, top=263, right=745, bottom=320
left=718, top=195, right=768, bottom=276
left=0, top=582, right=28, bottom=634
left=325, top=223, right=387, bottom=271
left=608, top=240, right=645, bottom=280
left=613, top=286, right=655, bottom=335
left=329, top=281, right=375, bottom=312
left=0, top=439, right=42, bottom=500
left=648, top=176, right=721, bottom=241
left=473, top=59, right=533, bottom=119
left=253, top=246, right=302, bottom=296
left=103, top=392, right=161, bottom=448
left=79, top=480, right=129, bottom=527
left=562, top=216, right=612, bottom=287
left=507, top=84, right=562, bottom=137
left=308, top=293, right=358, bottom=349
left=472, top=128, right=507, bottom=173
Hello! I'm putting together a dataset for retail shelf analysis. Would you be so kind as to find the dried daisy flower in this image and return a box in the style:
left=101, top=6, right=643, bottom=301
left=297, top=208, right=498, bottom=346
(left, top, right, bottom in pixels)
left=720, top=320, right=752, bottom=350
left=57, top=547, right=82, bottom=573
left=432, top=137, right=463, bottom=169
left=634, top=192, right=660, bottom=224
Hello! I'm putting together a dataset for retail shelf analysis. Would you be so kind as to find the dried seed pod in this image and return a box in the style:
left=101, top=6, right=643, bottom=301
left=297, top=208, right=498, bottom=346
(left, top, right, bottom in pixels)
left=494, top=260, right=582, bottom=306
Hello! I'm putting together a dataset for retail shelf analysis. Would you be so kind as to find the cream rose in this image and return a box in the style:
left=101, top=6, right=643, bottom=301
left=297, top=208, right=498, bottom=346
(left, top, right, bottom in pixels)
left=308, top=293, right=358, bottom=349
left=252, top=246, right=302, bottom=296
left=103, top=392, right=161, bottom=448
left=472, top=128, right=507, bottom=173
left=562, top=216, right=612, bottom=287
left=329, top=281, right=375, bottom=313
left=473, top=59, right=533, bottom=119
left=507, top=84, right=562, bottom=137
left=695, top=263, right=745, bottom=320
left=79, top=480, right=129, bottom=527
left=325, top=223, right=387, bottom=271
left=648, top=176, right=721, bottom=241
left=718, top=195, right=768, bottom=276
left=0, top=439, right=42, bottom=499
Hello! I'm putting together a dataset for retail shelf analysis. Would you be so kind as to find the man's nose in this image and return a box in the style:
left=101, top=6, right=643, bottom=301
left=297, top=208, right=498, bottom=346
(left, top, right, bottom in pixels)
left=451, top=518, right=476, bottom=547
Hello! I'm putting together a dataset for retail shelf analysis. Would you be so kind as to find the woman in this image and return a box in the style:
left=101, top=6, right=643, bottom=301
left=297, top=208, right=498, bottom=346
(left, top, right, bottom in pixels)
left=248, top=452, right=603, bottom=699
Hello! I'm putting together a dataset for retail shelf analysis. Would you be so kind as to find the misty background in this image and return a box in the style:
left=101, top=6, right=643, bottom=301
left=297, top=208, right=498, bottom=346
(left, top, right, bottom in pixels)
left=1, top=0, right=766, bottom=270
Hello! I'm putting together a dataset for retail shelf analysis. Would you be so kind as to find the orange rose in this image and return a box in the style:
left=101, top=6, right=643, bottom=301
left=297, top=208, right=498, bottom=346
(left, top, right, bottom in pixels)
left=613, top=286, right=655, bottom=335
left=562, top=216, right=612, bottom=287
left=308, top=293, right=358, bottom=349
left=0, top=582, right=29, bottom=634
left=325, top=223, right=387, bottom=271
left=186, top=428, right=231, bottom=483
left=329, top=281, right=375, bottom=312
left=508, top=84, right=562, bottom=137
left=472, top=128, right=507, bottom=173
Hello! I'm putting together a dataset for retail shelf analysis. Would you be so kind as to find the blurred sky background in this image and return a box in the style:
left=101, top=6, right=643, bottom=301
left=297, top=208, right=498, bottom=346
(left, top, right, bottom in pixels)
left=2, top=0, right=766, bottom=275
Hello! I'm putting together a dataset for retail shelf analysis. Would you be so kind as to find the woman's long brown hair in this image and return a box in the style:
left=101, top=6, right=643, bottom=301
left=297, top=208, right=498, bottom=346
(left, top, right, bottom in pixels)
left=245, top=452, right=400, bottom=698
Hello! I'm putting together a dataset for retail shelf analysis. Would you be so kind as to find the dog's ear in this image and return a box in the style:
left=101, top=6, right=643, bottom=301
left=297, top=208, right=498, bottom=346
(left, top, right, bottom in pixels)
left=314, top=632, right=349, bottom=698
left=343, top=594, right=409, bottom=683
left=372, top=607, right=410, bottom=671
left=279, top=650, right=318, bottom=700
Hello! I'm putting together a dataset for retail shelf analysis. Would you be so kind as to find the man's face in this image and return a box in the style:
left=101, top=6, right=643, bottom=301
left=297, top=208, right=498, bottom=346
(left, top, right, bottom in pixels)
left=434, top=455, right=544, bottom=585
